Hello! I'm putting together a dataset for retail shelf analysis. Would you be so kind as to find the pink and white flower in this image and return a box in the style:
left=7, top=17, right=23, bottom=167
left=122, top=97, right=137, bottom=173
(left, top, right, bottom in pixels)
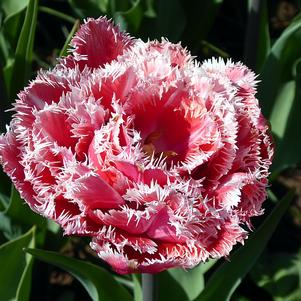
left=0, top=17, right=273, bottom=274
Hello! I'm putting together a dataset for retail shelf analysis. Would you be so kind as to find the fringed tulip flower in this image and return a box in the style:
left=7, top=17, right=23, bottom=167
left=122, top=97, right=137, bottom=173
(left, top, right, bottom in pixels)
left=0, top=17, right=273, bottom=274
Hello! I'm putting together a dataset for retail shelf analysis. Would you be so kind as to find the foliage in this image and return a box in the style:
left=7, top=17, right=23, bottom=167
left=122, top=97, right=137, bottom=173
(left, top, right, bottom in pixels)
left=0, top=0, right=300, bottom=300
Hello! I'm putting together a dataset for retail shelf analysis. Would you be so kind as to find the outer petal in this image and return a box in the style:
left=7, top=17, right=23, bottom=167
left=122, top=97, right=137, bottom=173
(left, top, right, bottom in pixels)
left=0, top=131, right=37, bottom=207
left=146, top=207, right=188, bottom=243
left=69, top=17, right=133, bottom=69
left=63, top=170, right=125, bottom=210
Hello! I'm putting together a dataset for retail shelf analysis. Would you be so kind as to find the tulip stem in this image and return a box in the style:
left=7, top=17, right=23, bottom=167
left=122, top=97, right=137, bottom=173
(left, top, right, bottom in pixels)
left=243, top=0, right=263, bottom=70
left=142, top=273, right=157, bottom=301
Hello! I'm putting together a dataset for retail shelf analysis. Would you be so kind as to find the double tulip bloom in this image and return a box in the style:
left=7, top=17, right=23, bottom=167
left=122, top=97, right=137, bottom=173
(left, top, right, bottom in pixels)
left=0, top=18, right=273, bottom=274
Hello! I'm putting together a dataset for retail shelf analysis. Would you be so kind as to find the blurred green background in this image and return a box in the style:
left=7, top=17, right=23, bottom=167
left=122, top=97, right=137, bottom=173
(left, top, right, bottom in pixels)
left=0, top=0, right=301, bottom=300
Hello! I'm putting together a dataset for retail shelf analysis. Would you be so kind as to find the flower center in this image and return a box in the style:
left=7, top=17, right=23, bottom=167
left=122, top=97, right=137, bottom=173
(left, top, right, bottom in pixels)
left=142, top=131, right=178, bottom=160
left=134, top=107, right=191, bottom=166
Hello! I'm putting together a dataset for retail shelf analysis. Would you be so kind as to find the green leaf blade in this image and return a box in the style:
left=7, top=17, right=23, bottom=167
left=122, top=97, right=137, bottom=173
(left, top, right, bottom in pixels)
left=9, top=0, right=38, bottom=99
left=258, top=15, right=301, bottom=171
left=254, top=0, right=271, bottom=72
left=259, top=15, right=301, bottom=117
left=269, top=59, right=301, bottom=171
left=0, top=0, right=29, bottom=20
left=26, top=248, right=133, bottom=301
left=6, top=187, right=46, bottom=229
left=59, top=19, right=80, bottom=57
left=167, top=265, right=205, bottom=301
left=0, top=226, right=35, bottom=301
left=195, top=191, right=294, bottom=301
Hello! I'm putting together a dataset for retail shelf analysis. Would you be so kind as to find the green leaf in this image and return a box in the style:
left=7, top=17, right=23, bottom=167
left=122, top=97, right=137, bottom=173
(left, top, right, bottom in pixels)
left=16, top=245, right=35, bottom=301
left=201, top=258, right=218, bottom=274
left=46, top=219, right=61, bottom=234
left=0, top=8, right=25, bottom=124
left=0, top=226, right=35, bottom=301
left=0, top=192, right=9, bottom=210
left=39, top=6, right=76, bottom=24
left=59, top=19, right=80, bottom=57
left=0, top=0, right=29, bottom=20
left=26, top=248, right=133, bottom=301
left=158, top=270, right=188, bottom=301
left=0, top=186, right=46, bottom=243
left=164, top=260, right=216, bottom=301
left=244, top=0, right=270, bottom=71
left=195, top=191, right=294, bottom=301
left=68, top=0, right=108, bottom=18
left=113, top=0, right=143, bottom=32
left=140, top=0, right=186, bottom=42
left=252, top=0, right=270, bottom=72
left=231, top=295, right=252, bottom=301
left=181, top=0, right=223, bottom=51
left=0, top=212, right=22, bottom=240
left=268, top=58, right=301, bottom=171
left=3, top=9, right=26, bottom=51
left=259, top=14, right=301, bottom=117
left=200, top=40, right=229, bottom=58
left=2, top=57, right=14, bottom=98
left=251, top=252, right=301, bottom=301
left=0, top=31, right=10, bottom=63
left=167, top=265, right=205, bottom=300
left=9, top=0, right=38, bottom=99
left=5, top=187, right=46, bottom=229
left=0, top=186, right=45, bottom=244
left=144, top=0, right=156, bottom=18
left=258, top=14, right=301, bottom=171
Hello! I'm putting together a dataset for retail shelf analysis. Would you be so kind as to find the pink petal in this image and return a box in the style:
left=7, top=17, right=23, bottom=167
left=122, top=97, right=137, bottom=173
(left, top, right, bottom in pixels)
left=65, top=173, right=125, bottom=210
left=91, top=208, right=156, bottom=235
left=147, top=208, right=187, bottom=243
left=91, top=239, right=138, bottom=274
left=204, top=219, right=246, bottom=256
left=70, top=17, right=133, bottom=69
left=84, top=66, right=137, bottom=113
left=34, top=106, right=77, bottom=149
left=114, top=161, right=170, bottom=186
left=0, top=132, right=38, bottom=207
left=237, top=179, right=267, bottom=223
left=148, top=40, right=191, bottom=68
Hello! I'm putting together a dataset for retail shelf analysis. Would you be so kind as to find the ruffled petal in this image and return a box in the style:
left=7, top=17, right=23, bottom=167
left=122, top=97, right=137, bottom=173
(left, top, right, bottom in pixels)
left=69, top=17, right=133, bottom=69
